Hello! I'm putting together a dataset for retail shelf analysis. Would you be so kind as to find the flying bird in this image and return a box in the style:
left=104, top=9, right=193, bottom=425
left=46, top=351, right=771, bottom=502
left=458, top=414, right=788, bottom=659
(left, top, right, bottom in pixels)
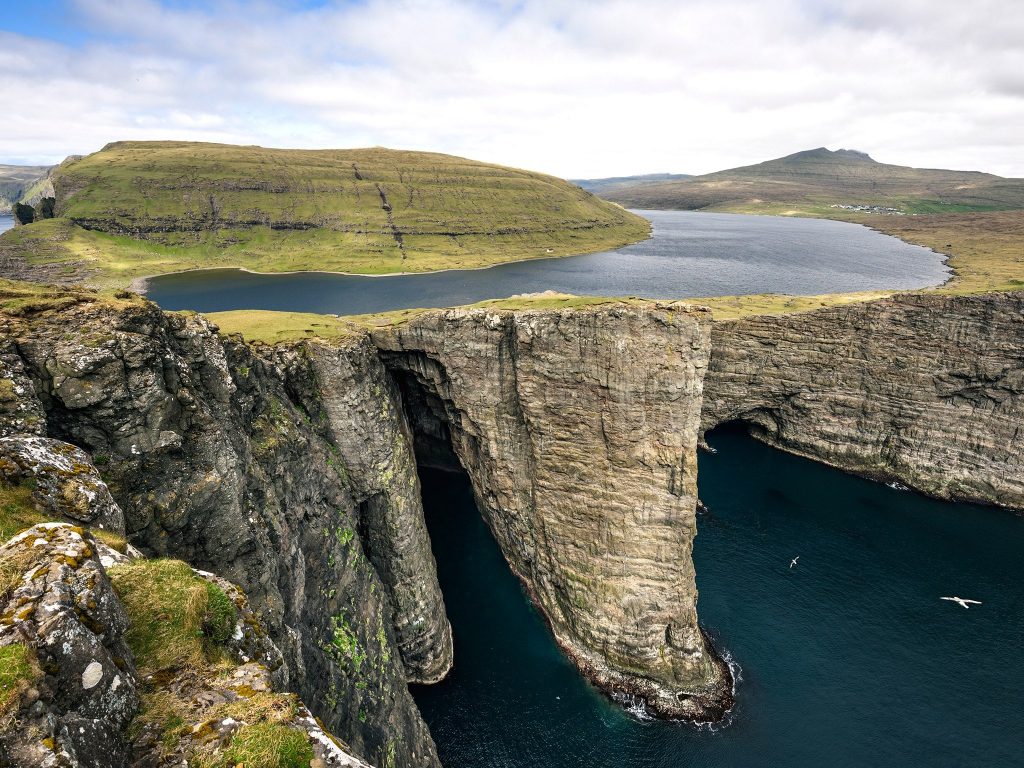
left=789, top=556, right=799, bottom=569
left=940, top=596, right=982, bottom=609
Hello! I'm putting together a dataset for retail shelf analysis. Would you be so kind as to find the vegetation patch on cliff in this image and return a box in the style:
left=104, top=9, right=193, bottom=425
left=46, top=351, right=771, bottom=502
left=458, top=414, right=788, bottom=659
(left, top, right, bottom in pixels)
left=206, top=721, right=314, bottom=768
left=108, top=559, right=237, bottom=671
left=0, top=476, right=127, bottom=554
left=0, top=643, right=38, bottom=718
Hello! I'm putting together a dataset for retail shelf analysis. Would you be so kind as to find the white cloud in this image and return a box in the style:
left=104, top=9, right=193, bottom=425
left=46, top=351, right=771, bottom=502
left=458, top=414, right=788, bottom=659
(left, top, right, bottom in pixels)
left=1, top=0, right=1022, bottom=177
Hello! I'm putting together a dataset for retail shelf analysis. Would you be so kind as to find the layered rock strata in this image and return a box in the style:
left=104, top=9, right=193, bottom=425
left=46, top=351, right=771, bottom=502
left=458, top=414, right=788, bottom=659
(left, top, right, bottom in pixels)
left=372, top=304, right=733, bottom=719
left=702, top=292, right=1024, bottom=509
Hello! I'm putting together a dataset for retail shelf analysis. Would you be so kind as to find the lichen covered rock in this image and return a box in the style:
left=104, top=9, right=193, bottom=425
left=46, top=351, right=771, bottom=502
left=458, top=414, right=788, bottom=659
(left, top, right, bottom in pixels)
left=0, top=436, right=125, bottom=532
left=0, top=523, right=139, bottom=767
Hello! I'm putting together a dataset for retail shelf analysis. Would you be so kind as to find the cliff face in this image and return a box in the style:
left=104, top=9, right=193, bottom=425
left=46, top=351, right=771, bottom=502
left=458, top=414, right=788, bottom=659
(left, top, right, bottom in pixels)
left=6, top=284, right=1020, bottom=764
left=703, top=292, right=1024, bottom=509
left=1, top=295, right=732, bottom=764
left=372, top=304, right=732, bottom=719
left=272, top=337, right=453, bottom=685
left=2, top=303, right=440, bottom=768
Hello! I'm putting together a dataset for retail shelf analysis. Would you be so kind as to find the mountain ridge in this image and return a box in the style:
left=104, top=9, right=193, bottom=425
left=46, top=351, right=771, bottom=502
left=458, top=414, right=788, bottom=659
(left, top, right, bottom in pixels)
left=598, top=147, right=1023, bottom=213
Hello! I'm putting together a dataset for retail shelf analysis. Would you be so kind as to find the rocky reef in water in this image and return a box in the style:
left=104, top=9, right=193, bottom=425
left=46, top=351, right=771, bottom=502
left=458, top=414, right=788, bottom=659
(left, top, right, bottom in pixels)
left=1, top=286, right=1021, bottom=767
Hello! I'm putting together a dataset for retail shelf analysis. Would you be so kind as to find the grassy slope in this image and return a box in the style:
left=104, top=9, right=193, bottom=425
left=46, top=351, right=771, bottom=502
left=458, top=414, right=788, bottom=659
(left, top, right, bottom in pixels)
left=0, top=141, right=648, bottom=287
left=572, top=173, right=693, bottom=196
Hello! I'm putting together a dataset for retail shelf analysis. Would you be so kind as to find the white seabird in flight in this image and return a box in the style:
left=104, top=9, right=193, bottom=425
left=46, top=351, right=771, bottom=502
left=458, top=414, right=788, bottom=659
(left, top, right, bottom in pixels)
left=789, top=556, right=799, bottom=569
left=940, top=596, right=982, bottom=609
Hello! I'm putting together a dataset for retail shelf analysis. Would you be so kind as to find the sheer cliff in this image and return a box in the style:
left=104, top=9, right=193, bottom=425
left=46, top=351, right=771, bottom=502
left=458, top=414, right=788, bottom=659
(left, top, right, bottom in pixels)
left=703, top=292, right=1024, bottom=509
left=5, top=284, right=1019, bottom=768
left=371, top=304, right=732, bottom=719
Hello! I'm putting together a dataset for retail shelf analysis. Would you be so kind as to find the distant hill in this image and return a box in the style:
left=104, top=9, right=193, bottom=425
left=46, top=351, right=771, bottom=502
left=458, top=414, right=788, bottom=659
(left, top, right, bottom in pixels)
left=0, top=164, right=53, bottom=213
left=599, top=148, right=1024, bottom=214
left=572, top=173, right=692, bottom=196
left=0, top=140, right=648, bottom=287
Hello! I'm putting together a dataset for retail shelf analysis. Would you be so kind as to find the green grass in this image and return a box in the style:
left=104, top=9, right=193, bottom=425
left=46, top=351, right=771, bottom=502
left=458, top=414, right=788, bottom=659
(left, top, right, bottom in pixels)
left=206, top=293, right=701, bottom=344
left=0, top=274, right=142, bottom=316
left=0, top=140, right=649, bottom=287
left=0, top=477, right=129, bottom=553
left=107, top=559, right=237, bottom=672
left=211, top=722, right=314, bottom=768
left=0, top=643, right=37, bottom=716
left=0, top=481, right=46, bottom=542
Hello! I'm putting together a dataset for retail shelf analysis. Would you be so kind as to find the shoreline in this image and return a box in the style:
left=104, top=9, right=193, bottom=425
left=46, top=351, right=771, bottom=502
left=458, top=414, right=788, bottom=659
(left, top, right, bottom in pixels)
left=127, top=232, right=653, bottom=295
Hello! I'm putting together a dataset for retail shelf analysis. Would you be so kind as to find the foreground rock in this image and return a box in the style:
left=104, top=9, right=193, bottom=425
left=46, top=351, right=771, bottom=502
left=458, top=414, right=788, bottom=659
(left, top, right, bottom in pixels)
left=703, top=292, right=1024, bottom=509
left=2, top=302, right=439, bottom=767
left=0, top=523, right=139, bottom=767
left=0, top=522, right=375, bottom=767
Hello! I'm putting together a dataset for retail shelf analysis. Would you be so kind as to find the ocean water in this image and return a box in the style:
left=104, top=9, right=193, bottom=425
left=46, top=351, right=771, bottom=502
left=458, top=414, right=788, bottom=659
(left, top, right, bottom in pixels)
left=411, top=427, right=1023, bottom=768
left=0, top=214, right=13, bottom=234
left=146, top=210, right=950, bottom=314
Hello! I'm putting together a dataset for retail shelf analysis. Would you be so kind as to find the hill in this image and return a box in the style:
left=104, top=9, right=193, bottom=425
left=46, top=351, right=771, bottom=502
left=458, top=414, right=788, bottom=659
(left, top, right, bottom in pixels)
left=571, top=172, right=692, bottom=196
left=0, top=164, right=52, bottom=212
left=0, top=141, right=648, bottom=287
left=600, top=148, right=1024, bottom=214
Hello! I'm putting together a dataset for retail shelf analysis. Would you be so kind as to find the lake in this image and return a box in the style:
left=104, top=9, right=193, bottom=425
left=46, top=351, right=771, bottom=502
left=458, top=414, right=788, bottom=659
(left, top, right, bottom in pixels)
left=411, top=427, right=1024, bottom=768
left=0, top=214, right=13, bottom=235
left=146, top=210, right=950, bottom=314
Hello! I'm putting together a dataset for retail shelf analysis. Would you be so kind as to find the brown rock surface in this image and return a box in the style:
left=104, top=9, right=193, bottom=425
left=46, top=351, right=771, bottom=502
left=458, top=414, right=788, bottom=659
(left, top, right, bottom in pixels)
left=703, top=291, right=1024, bottom=508
left=372, top=303, right=733, bottom=719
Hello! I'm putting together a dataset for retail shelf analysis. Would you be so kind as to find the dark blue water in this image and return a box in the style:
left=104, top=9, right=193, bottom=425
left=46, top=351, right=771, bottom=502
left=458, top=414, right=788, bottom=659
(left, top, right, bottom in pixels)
left=0, top=215, right=13, bottom=234
left=412, top=428, right=1023, bottom=768
left=147, top=211, right=949, bottom=314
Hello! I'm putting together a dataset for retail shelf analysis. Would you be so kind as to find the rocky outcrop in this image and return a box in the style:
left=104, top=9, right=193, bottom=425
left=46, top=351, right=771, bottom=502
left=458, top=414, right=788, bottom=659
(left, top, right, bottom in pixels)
left=703, top=292, right=1024, bottom=509
left=371, top=303, right=733, bottom=720
left=0, top=518, right=375, bottom=768
left=0, top=523, right=139, bottom=767
left=0, top=436, right=124, bottom=532
left=1, top=303, right=439, bottom=768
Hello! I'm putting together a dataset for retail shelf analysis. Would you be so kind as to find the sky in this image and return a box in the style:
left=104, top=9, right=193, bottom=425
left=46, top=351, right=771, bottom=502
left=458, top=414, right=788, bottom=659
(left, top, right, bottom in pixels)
left=1, top=0, right=1022, bottom=178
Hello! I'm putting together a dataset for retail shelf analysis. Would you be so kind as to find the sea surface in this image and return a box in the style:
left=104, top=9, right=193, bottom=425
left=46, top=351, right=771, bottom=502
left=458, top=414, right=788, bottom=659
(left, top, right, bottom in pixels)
left=147, top=210, right=950, bottom=313
left=0, top=214, right=13, bottom=234
left=411, top=428, right=1024, bottom=768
